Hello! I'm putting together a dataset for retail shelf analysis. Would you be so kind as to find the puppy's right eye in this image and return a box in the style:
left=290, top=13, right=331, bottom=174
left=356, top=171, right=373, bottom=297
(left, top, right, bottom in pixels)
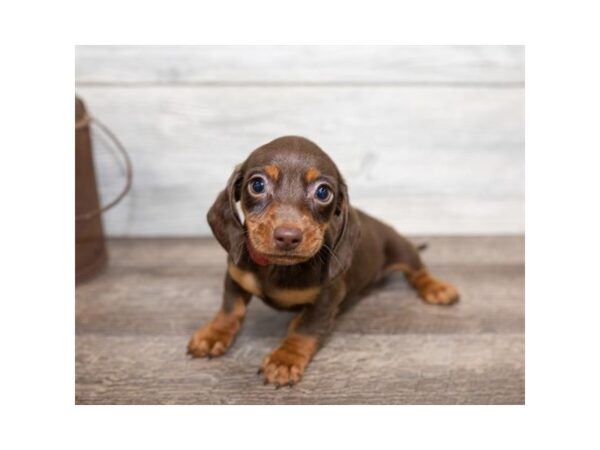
left=249, top=177, right=266, bottom=195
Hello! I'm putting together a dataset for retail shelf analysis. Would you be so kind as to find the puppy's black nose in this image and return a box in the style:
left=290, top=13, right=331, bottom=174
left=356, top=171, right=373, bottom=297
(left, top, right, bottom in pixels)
left=273, top=226, right=303, bottom=251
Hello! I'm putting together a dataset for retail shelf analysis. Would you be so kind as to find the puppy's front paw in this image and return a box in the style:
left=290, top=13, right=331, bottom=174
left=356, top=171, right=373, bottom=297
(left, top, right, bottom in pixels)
left=259, top=334, right=318, bottom=387
left=187, top=314, right=243, bottom=357
left=419, top=279, right=459, bottom=305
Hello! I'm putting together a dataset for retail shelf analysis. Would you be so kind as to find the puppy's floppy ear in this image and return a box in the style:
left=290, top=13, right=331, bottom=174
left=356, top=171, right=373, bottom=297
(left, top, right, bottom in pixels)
left=327, top=178, right=361, bottom=281
left=207, top=166, right=246, bottom=264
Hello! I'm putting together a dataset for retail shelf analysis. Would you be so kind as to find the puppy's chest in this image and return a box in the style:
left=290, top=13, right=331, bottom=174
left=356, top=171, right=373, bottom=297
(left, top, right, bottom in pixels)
left=227, top=264, right=320, bottom=307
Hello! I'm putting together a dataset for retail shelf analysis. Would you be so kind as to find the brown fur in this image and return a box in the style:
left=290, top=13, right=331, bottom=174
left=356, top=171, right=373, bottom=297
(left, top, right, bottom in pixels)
left=189, top=136, right=460, bottom=386
left=227, top=264, right=320, bottom=306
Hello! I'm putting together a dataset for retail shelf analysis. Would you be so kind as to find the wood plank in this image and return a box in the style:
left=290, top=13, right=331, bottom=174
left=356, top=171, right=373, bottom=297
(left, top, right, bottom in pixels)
left=99, top=235, right=524, bottom=268
left=76, top=333, right=524, bottom=404
left=76, top=237, right=524, bottom=336
left=76, top=262, right=524, bottom=336
left=75, top=236, right=524, bottom=404
left=75, top=46, right=524, bottom=85
left=76, top=236, right=524, bottom=336
left=76, top=85, right=523, bottom=236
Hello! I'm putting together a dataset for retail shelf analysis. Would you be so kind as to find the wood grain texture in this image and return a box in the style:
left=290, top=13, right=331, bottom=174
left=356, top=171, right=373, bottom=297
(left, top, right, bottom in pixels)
left=75, top=236, right=524, bottom=404
left=76, top=333, right=523, bottom=405
left=76, top=85, right=523, bottom=236
left=75, top=45, right=524, bottom=85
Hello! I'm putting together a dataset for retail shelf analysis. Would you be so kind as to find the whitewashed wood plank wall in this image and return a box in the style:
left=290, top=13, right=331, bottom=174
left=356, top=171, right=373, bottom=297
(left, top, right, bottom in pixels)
left=75, top=46, right=524, bottom=237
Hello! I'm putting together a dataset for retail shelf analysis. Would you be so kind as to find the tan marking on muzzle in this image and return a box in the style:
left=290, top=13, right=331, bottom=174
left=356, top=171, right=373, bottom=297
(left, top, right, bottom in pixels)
left=246, top=203, right=325, bottom=260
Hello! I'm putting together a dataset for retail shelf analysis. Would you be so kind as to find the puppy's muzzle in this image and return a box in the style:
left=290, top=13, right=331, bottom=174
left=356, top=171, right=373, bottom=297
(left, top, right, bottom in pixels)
left=273, top=225, right=303, bottom=251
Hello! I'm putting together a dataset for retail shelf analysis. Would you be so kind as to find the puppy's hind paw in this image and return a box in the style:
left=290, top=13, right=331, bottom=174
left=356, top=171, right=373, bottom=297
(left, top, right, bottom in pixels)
left=419, top=279, right=459, bottom=305
left=407, top=268, right=459, bottom=305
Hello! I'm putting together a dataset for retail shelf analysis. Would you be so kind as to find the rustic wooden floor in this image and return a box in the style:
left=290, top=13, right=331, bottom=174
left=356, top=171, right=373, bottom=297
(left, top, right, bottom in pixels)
left=75, top=236, right=524, bottom=404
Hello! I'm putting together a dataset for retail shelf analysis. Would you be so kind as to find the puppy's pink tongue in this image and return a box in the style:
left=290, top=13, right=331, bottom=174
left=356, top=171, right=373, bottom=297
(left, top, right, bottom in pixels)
left=247, top=240, right=269, bottom=266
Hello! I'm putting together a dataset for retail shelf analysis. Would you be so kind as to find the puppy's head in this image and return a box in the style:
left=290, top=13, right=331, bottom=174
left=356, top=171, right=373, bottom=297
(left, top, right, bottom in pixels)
left=208, top=136, right=360, bottom=279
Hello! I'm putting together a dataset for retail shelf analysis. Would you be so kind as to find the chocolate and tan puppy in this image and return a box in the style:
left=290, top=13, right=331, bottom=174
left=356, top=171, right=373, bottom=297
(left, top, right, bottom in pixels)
left=188, top=136, right=459, bottom=386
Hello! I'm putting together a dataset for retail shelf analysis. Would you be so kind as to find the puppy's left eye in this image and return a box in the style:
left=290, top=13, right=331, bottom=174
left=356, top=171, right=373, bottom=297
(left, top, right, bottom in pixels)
left=315, top=184, right=332, bottom=203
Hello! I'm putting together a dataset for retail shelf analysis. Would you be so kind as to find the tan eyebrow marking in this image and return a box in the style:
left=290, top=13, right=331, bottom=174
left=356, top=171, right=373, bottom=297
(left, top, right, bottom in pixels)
left=264, top=165, right=279, bottom=181
left=304, top=167, right=321, bottom=183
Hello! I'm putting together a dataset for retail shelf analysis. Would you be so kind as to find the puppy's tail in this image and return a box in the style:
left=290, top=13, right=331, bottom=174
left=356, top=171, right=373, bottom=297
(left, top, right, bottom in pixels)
left=415, top=242, right=428, bottom=252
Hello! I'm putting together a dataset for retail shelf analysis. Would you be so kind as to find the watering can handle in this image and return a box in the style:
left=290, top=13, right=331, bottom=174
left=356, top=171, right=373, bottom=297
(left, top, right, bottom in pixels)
left=75, top=114, right=133, bottom=221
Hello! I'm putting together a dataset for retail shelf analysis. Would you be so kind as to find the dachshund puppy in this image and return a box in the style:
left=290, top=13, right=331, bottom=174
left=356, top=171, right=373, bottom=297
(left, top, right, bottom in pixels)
left=188, top=136, right=459, bottom=386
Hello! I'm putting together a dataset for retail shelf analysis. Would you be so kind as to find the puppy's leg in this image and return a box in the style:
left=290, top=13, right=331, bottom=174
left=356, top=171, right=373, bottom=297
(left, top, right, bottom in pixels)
left=259, top=283, right=345, bottom=387
left=385, top=233, right=459, bottom=305
left=187, top=273, right=252, bottom=358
